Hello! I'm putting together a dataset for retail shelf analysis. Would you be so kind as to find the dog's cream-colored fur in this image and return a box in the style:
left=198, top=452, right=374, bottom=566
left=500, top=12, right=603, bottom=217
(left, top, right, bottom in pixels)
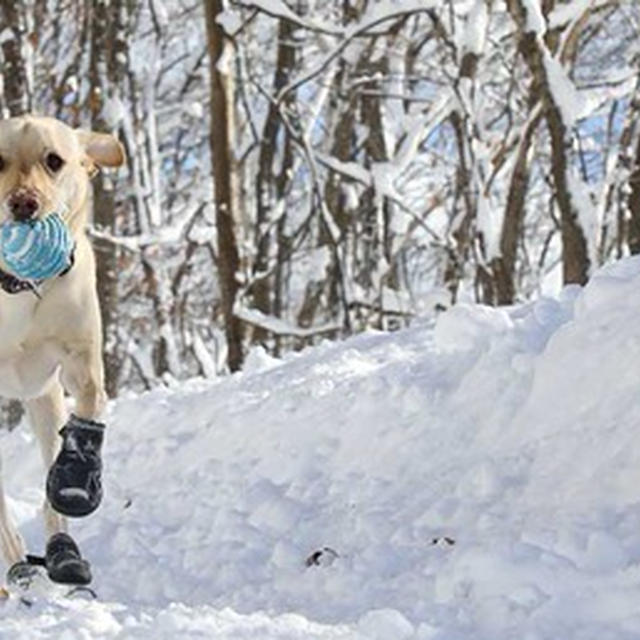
left=0, top=116, right=123, bottom=568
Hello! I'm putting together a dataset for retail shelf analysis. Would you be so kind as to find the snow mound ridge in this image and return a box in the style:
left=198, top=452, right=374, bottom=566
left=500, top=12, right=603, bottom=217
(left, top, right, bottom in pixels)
left=3, top=255, right=640, bottom=638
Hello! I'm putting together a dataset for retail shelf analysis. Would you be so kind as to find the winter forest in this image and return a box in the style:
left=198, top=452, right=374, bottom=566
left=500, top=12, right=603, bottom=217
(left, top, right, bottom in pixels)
left=1, top=0, right=639, bottom=399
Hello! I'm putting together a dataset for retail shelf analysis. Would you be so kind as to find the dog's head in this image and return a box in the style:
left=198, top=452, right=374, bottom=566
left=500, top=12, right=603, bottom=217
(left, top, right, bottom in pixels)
left=0, top=116, right=124, bottom=229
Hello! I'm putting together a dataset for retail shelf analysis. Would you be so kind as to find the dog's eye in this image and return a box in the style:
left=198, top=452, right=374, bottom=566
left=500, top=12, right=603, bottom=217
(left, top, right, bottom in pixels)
left=0, top=156, right=5, bottom=172
left=45, top=152, right=64, bottom=173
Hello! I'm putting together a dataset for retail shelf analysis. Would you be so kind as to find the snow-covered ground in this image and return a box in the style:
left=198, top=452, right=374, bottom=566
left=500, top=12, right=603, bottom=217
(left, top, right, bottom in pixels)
left=3, top=256, right=640, bottom=638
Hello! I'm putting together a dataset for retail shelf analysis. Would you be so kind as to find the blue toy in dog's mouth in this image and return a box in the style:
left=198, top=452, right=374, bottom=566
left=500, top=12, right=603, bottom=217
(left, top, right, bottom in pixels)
left=0, top=213, right=74, bottom=281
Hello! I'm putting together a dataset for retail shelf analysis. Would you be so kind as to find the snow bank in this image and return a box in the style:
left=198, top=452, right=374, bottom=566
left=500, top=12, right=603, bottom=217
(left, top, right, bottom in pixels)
left=4, top=256, right=640, bottom=637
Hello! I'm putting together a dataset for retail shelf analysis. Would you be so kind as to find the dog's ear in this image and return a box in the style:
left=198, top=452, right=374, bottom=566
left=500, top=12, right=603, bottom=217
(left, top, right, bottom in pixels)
left=76, top=130, right=125, bottom=168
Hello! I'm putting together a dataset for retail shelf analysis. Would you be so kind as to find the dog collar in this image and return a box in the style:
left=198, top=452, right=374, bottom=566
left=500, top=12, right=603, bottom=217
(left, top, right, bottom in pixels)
left=0, top=246, right=75, bottom=299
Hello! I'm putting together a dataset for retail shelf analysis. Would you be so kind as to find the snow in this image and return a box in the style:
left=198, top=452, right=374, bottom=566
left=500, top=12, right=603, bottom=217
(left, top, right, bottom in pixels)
left=234, top=303, right=340, bottom=338
left=542, top=49, right=584, bottom=129
left=548, top=0, right=595, bottom=30
left=316, top=154, right=372, bottom=187
left=216, top=9, right=243, bottom=37
left=567, top=170, right=599, bottom=268
left=476, top=190, right=501, bottom=260
left=150, top=0, right=169, bottom=32
left=520, top=0, right=546, bottom=35
left=100, top=96, right=126, bottom=131
left=393, top=109, right=446, bottom=176
left=460, top=0, right=488, bottom=57
left=276, top=0, right=439, bottom=100
left=5, top=255, right=640, bottom=636
left=183, top=101, right=203, bottom=120
left=215, top=39, right=234, bottom=77
left=0, top=27, right=15, bottom=46
left=190, top=331, right=217, bottom=379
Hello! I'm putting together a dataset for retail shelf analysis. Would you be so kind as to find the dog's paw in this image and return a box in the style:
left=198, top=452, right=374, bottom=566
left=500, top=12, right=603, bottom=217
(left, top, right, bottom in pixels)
left=47, top=415, right=105, bottom=518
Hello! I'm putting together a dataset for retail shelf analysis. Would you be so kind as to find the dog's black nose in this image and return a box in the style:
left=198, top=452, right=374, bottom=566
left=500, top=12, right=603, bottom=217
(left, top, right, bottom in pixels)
left=9, top=193, right=39, bottom=220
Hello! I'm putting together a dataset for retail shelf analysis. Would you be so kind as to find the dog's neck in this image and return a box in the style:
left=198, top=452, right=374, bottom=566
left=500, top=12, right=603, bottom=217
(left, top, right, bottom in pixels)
left=64, top=185, right=92, bottom=238
left=0, top=247, right=75, bottom=298
left=0, top=268, right=41, bottom=297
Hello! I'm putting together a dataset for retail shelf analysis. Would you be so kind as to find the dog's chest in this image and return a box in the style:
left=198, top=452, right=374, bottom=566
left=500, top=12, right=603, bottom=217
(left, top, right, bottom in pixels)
left=0, top=291, right=40, bottom=351
left=0, top=292, right=62, bottom=398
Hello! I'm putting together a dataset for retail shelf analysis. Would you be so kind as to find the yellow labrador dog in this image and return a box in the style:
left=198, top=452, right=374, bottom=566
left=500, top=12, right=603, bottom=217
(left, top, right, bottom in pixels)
left=0, top=116, right=123, bottom=587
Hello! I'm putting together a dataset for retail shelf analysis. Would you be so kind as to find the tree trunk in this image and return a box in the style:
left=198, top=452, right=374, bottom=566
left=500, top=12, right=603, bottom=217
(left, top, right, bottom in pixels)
left=437, top=1, right=490, bottom=303
left=0, top=2, right=31, bottom=116
left=508, top=0, right=590, bottom=285
left=628, top=127, right=640, bottom=254
left=250, top=16, right=295, bottom=345
left=88, top=0, right=129, bottom=397
left=204, top=0, right=244, bottom=372
left=489, top=108, right=542, bottom=304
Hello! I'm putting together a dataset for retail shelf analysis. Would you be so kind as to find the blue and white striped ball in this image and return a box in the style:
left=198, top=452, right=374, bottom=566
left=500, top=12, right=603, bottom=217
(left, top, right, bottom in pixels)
left=0, top=213, right=74, bottom=281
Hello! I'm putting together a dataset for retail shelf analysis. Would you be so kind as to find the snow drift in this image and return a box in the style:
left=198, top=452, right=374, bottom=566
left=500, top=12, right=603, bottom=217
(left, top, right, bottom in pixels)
left=3, top=256, right=640, bottom=638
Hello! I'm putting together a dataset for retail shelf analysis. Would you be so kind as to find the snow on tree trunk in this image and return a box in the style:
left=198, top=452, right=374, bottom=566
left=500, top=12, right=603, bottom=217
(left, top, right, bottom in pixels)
left=508, top=0, right=592, bottom=286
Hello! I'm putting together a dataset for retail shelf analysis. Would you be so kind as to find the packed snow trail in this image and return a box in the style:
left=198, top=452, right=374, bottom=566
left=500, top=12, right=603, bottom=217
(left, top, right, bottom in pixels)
left=3, top=256, right=640, bottom=638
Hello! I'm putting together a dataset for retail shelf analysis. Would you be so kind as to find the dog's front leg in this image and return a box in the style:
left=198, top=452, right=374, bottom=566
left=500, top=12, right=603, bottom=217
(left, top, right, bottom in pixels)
left=46, top=342, right=107, bottom=518
left=60, top=341, right=107, bottom=421
left=25, top=384, right=68, bottom=538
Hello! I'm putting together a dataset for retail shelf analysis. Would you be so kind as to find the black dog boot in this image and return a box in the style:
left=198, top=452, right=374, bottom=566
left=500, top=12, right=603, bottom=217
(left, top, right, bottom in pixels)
left=46, top=414, right=105, bottom=518
left=43, top=532, right=92, bottom=585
